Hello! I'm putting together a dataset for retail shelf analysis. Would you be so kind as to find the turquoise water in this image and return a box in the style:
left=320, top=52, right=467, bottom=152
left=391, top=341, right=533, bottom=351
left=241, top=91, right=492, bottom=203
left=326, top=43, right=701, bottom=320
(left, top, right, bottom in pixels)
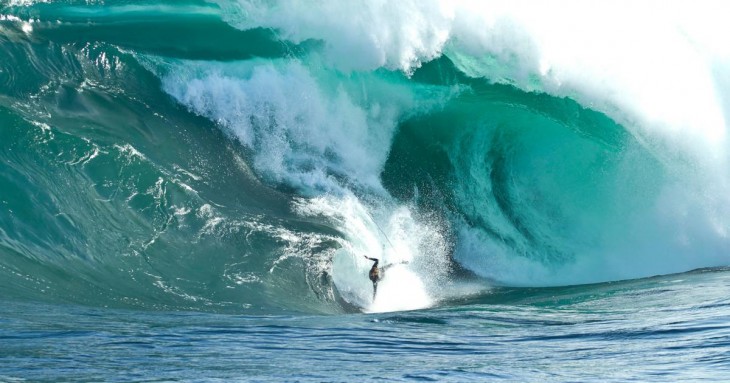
left=1, top=1, right=730, bottom=380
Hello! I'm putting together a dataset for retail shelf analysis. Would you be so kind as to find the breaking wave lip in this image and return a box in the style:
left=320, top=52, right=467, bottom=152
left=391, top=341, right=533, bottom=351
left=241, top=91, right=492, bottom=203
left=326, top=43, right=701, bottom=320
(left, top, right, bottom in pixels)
left=222, top=0, right=730, bottom=155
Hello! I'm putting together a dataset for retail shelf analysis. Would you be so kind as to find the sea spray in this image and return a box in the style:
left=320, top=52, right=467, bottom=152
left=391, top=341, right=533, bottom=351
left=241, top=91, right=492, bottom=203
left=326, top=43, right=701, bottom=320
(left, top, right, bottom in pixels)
left=294, top=194, right=451, bottom=312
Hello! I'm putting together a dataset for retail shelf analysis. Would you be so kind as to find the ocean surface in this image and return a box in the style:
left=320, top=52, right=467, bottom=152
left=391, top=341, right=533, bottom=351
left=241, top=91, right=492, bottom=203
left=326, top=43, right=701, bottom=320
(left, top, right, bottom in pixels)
left=1, top=1, right=730, bottom=381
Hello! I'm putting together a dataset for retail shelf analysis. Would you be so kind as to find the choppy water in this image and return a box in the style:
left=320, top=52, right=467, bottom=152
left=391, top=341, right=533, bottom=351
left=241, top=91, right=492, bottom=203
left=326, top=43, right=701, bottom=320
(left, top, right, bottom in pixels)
left=3, top=269, right=730, bottom=382
left=1, top=1, right=730, bottom=381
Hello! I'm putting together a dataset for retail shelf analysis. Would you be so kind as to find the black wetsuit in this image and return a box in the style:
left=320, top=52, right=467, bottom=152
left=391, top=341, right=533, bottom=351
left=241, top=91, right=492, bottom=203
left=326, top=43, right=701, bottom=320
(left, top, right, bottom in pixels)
left=365, top=257, right=380, bottom=299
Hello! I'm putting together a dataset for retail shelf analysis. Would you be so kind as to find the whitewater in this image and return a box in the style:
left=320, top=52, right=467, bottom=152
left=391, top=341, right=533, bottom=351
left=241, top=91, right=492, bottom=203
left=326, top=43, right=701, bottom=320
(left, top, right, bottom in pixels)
left=1, top=0, right=730, bottom=381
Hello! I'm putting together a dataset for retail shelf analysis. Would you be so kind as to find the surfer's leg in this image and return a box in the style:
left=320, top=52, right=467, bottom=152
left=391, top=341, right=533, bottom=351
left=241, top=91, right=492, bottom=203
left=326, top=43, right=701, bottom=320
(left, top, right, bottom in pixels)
left=382, top=260, right=408, bottom=272
left=373, top=281, right=378, bottom=299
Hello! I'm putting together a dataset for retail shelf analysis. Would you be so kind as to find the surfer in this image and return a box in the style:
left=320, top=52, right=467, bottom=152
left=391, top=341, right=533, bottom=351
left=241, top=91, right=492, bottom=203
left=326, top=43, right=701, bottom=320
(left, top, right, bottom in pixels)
left=364, top=256, right=381, bottom=299
left=363, top=255, right=408, bottom=300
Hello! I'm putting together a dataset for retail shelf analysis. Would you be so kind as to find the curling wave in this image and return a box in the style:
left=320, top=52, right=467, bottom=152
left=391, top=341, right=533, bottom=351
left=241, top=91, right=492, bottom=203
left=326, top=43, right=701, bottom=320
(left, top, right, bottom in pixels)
left=1, top=0, right=729, bottom=314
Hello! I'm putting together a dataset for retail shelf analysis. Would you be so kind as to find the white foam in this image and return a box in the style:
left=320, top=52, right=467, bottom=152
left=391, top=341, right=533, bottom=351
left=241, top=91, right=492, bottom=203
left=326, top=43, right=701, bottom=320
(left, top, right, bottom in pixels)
left=161, top=60, right=414, bottom=194
left=449, top=1, right=729, bottom=161
left=7, top=0, right=48, bottom=6
left=221, top=0, right=730, bottom=159
left=367, top=266, right=430, bottom=313
left=219, top=0, right=454, bottom=73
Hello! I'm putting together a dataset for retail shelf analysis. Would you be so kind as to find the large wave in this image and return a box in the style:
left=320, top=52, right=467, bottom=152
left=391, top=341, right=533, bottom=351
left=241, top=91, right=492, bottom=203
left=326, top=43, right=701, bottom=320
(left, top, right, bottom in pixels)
left=1, top=0, right=730, bottom=313
left=164, top=0, right=730, bottom=288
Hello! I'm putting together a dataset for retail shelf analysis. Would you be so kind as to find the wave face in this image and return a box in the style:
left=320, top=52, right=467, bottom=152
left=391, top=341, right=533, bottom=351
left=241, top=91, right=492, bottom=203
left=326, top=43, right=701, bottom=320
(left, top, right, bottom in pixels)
left=1, top=0, right=730, bottom=313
